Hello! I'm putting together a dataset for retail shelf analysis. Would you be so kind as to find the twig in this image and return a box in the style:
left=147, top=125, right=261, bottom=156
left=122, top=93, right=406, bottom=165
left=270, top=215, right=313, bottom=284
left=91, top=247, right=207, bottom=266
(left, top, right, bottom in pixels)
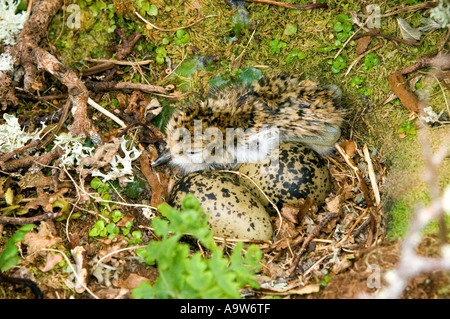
left=0, top=145, right=64, bottom=171
left=87, top=97, right=126, bottom=128
left=354, top=31, right=422, bottom=47
left=289, top=212, right=338, bottom=277
left=363, top=144, right=381, bottom=206
left=334, top=28, right=362, bottom=60
left=34, top=248, right=99, bottom=299
left=240, top=0, right=328, bottom=10
left=39, top=99, right=71, bottom=149
left=376, top=2, right=439, bottom=18
left=135, top=12, right=217, bottom=32
left=0, top=139, right=40, bottom=163
left=85, top=80, right=167, bottom=94
left=335, top=143, right=374, bottom=207
left=92, top=245, right=147, bottom=271
left=345, top=41, right=383, bottom=76
left=83, top=57, right=153, bottom=66
left=431, top=73, right=450, bottom=117
left=0, top=212, right=62, bottom=225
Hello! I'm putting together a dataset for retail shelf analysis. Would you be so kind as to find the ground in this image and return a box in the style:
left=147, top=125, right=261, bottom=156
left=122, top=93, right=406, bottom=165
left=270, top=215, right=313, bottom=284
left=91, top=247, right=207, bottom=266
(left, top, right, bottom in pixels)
left=0, top=0, right=449, bottom=299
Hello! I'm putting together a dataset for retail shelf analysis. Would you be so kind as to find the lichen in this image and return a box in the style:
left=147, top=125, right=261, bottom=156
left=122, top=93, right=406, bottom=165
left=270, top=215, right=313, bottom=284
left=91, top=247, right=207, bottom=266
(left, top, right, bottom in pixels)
left=0, top=0, right=27, bottom=45
left=0, top=113, right=45, bottom=154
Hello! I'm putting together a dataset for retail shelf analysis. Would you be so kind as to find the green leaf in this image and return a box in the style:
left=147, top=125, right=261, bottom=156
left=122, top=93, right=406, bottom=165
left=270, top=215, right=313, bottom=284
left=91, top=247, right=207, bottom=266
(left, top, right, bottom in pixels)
left=333, top=21, right=343, bottom=32
left=124, top=178, right=147, bottom=199
left=151, top=103, right=175, bottom=131
left=284, top=23, right=297, bottom=36
left=237, top=66, right=263, bottom=87
left=0, top=224, right=35, bottom=272
left=269, top=38, right=287, bottom=54
left=132, top=280, right=155, bottom=299
left=208, top=76, right=230, bottom=90
left=147, top=4, right=158, bottom=16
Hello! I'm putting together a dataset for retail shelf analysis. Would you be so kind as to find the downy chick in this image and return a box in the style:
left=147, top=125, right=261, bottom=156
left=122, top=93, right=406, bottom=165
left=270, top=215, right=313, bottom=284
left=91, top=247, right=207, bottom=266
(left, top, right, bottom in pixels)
left=154, top=74, right=345, bottom=174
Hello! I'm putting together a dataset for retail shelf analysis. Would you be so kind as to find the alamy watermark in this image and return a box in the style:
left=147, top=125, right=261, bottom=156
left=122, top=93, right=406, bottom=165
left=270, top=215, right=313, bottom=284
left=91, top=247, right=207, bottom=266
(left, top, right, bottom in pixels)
left=366, top=264, right=381, bottom=289
left=66, top=4, right=81, bottom=29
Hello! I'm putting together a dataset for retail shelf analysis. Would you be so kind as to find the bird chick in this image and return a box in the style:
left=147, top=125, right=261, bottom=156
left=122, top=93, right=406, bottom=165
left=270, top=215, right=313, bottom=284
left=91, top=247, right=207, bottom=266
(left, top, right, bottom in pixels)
left=154, top=74, right=345, bottom=174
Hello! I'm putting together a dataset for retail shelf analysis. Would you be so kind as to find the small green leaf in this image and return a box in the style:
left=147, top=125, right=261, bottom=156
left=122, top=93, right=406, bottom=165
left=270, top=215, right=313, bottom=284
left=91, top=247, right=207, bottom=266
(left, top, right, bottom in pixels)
left=90, top=177, right=104, bottom=190
left=147, top=4, right=158, bottom=16
left=284, top=23, right=297, bottom=36
left=237, top=66, right=263, bottom=87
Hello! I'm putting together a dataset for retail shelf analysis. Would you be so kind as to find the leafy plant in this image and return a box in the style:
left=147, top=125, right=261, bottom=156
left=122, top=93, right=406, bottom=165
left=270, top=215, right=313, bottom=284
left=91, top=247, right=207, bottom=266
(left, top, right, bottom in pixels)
left=286, top=49, right=306, bottom=64
left=174, top=29, right=190, bottom=46
left=155, top=46, right=167, bottom=65
left=351, top=76, right=371, bottom=96
left=319, top=13, right=354, bottom=53
left=398, top=120, right=417, bottom=137
left=135, top=0, right=158, bottom=16
left=236, top=66, right=263, bottom=86
left=364, top=52, right=378, bottom=71
left=333, top=13, right=354, bottom=44
left=320, top=274, right=332, bottom=287
left=0, top=224, right=35, bottom=272
left=132, top=194, right=263, bottom=299
left=269, top=38, right=287, bottom=54
left=226, top=6, right=250, bottom=44
left=89, top=178, right=142, bottom=241
left=331, top=55, right=347, bottom=73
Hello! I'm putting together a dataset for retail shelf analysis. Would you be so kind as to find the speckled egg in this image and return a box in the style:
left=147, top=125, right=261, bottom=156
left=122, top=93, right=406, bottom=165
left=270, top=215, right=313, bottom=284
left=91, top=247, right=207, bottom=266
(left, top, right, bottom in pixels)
left=168, top=170, right=273, bottom=241
left=238, top=142, right=331, bottom=210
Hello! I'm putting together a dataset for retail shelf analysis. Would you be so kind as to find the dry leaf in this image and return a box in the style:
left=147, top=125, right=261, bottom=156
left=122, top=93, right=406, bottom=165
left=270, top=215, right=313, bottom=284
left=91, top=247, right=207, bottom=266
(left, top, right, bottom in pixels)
left=326, top=195, right=343, bottom=214
left=280, top=204, right=300, bottom=223
left=39, top=253, right=63, bottom=272
left=341, top=140, right=357, bottom=158
left=23, top=221, right=61, bottom=260
left=116, top=214, right=135, bottom=227
left=397, top=18, right=422, bottom=42
left=115, top=273, right=149, bottom=290
left=356, top=36, right=371, bottom=54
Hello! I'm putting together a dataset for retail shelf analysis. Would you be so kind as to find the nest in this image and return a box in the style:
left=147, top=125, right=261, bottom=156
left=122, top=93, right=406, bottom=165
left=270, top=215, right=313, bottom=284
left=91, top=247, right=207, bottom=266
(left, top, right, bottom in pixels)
left=222, top=139, right=387, bottom=297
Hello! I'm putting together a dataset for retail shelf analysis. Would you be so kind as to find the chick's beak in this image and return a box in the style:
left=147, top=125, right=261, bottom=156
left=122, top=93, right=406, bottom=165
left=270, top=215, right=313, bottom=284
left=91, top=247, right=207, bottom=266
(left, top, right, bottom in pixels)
left=152, top=150, right=171, bottom=167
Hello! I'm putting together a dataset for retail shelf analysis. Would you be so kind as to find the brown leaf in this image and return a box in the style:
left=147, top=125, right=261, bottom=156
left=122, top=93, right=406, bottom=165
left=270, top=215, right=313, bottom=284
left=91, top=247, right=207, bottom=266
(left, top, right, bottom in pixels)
left=116, top=273, right=150, bottom=290
left=326, top=194, right=343, bottom=214
left=39, top=252, right=63, bottom=272
left=23, top=221, right=61, bottom=261
left=280, top=204, right=300, bottom=223
left=388, top=73, right=424, bottom=113
left=116, top=214, right=135, bottom=227
left=341, top=140, right=357, bottom=158
left=139, top=147, right=170, bottom=207
left=297, top=196, right=317, bottom=221
left=356, top=36, right=371, bottom=54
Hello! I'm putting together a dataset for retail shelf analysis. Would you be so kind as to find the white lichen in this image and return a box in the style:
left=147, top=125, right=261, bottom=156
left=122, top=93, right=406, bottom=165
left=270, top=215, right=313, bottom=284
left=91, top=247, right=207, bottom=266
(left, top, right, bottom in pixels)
left=91, top=138, right=141, bottom=183
left=52, top=132, right=95, bottom=167
left=421, top=106, right=443, bottom=124
left=0, top=0, right=27, bottom=46
left=0, top=113, right=45, bottom=154
left=0, top=53, right=13, bottom=71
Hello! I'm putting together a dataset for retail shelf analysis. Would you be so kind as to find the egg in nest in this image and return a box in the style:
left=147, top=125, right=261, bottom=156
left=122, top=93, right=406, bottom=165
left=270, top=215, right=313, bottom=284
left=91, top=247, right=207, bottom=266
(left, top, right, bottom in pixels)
left=168, top=170, right=273, bottom=241
left=238, top=142, right=331, bottom=210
